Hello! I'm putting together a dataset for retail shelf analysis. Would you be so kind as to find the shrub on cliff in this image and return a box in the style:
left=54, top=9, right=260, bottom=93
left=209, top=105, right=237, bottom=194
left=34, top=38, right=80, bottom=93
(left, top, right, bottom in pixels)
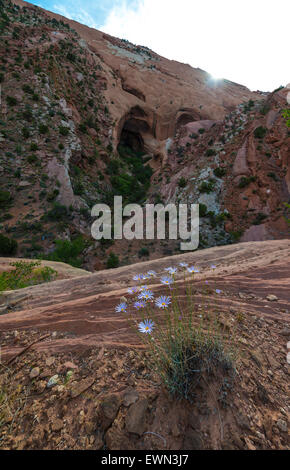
left=0, top=190, right=12, bottom=208
left=254, top=126, right=267, bottom=139
left=106, top=252, right=119, bottom=269
left=199, top=180, right=215, bottom=194
left=214, top=167, right=226, bottom=178
left=6, top=96, right=17, bottom=106
left=178, top=177, right=187, bottom=188
left=43, top=236, right=86, bottom=268
left=0, top=234, right=18, bottom=256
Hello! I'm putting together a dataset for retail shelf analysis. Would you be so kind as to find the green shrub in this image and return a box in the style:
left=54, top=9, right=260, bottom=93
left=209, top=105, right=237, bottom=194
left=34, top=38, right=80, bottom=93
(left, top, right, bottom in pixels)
left=43, top=236, right=86, bottom=267
left=199, top=180, right=215, bottom=193
left=59, top=126, right=69, bottom=136
left=214, top=167, right=226, bottom=178
left=0, top=190, right=12, bottom=208
left=39, top=124, right=49, bottom=134
left=138, top=247, right=149, bottom=258
left=22, top=127, right=30, bottom=139
left=0, top=261, right=56, bottom=292
left=22, top=84, right=33, bottom=94
left=0, top=234, right=17, bottom=255
left=27, top=154, right=38, bottom=164
left=238, top=176, right=256, bottom=188
left=178, top=177, right=187, bottom=188
left=23, top=107, right=33, bottom=122
left=79, top=123, right=87, bottom=133
left=230, top=230, right=243, bottom=242
left=267, top=172, right=278, bottom=181
left=46, top=189, right=59, bottom=201
left=254, top=126, right=267, bottom=139
left=45, top=203, right=69, bottom=221
left=205, top=149, right=215, bottom=157
left=199, top=203, right=207, bottom=217
left=106, top=252, right=119, bottom=269
left=6, top=96, right=17, bottom=106
left=253, top=212, right=267, bottom=225
left=30, top=142, right=38, bottom=151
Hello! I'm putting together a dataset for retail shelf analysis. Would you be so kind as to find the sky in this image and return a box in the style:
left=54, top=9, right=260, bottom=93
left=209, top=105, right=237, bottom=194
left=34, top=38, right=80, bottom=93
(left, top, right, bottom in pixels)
left=28, top=0, right=289, bottom=92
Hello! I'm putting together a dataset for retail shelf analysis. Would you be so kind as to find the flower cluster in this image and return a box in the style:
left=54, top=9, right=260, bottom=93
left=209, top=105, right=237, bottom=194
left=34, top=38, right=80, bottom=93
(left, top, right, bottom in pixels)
left=115, top=263, right=207, bottom=334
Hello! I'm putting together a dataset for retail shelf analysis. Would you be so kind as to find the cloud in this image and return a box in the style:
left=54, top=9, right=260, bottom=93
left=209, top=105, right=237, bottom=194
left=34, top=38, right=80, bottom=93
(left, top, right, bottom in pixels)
left=99, top=0, right=288, bottom=91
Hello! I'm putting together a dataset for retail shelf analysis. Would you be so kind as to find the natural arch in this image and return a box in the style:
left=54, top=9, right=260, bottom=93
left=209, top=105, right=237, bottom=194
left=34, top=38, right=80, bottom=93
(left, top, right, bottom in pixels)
left=174, top=108, right=202, bottom=134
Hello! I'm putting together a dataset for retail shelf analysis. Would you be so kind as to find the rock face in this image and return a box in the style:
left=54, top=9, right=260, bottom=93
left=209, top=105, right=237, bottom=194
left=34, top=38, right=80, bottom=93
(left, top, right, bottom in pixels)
left=0, top=1, right=289, bottom=270
left=12, top=2, right=260, bottom=158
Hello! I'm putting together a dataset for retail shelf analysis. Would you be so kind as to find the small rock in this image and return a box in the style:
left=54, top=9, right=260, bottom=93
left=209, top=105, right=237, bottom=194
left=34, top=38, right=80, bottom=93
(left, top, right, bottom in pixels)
left=47, top=375, right=59, bottom=388
left=244, top=436, right=256, bottom=450
left=256, top=431, right=265, bottom=440
left=45, top=357, right=55, bottom=366
left=70, top=377, right=94, bottom=398
left=56, top=385, right=65, bottom=394
left=30, top=367, right=40, bottom=379
left=36, top=380, right=46, bottom=393
left=280, top=328, right=290, bottom=337
left=125, top=398, right=148, bottom=436
left=266, top=294, right=278, bottom=302
left=276, top=419, right=287, bottom=433
left=99, top=394, right=121, bottom=430
left=122, top=388, right=139, bottom=407
left=51, top=419, right=63, bottom=432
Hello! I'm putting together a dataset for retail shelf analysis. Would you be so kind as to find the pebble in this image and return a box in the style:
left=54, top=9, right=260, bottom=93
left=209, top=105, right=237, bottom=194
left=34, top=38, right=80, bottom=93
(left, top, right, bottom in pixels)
left=30, top=367, right=40, bottom=379
left=46, top=357, right=55, bottom=366
left=47, top=375, right=59, bottom=388
left=276, top=419, right=287, bottom=433
left=266, top=295, right=278, bottom=302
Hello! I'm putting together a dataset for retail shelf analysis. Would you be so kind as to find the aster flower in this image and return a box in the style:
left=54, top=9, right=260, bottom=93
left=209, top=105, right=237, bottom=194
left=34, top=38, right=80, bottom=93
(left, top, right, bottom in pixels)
left=134, top=300, right=147, bottom=310
left=138, top=319, right=154, bottom=334
left=127, top=286, right=139, bottom=295
left=160, top=276, right=174, bottom=286
left=155, top=295, right=171, bottom=309
left=115, top=302, right=127, bottom=313
left=193, top=268, right=200, bottom=273
left=138, top=289, right=154, bottom=301
left=165, top=267, right=177, bottom=275
left=133, top=274, right=143, bottom=282
left=187, top=266, right=196, bottom=273
left=139, top=285, right=149, bottom=292
left=210, top=264, right=217, bottom=269
left=179, top=262, right=188, bottom=268
left=147, top=270, right=157, bottom=277
left=215, top=289, right=221, bottom=294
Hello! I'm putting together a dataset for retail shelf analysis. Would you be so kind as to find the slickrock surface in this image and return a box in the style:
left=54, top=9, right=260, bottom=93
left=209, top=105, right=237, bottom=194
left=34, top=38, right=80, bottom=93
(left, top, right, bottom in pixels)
left=0, top=241, right=289, bottom=450
left=0, top=240, right=289, bottom=356
left=0, top=258, right=90, bottom=279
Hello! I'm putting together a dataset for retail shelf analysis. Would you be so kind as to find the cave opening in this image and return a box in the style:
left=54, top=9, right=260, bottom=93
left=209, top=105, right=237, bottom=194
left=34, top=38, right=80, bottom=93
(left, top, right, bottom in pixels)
left=119, top=128, right=144, bottom=154
left=118, top=117, right=150, bottom=156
